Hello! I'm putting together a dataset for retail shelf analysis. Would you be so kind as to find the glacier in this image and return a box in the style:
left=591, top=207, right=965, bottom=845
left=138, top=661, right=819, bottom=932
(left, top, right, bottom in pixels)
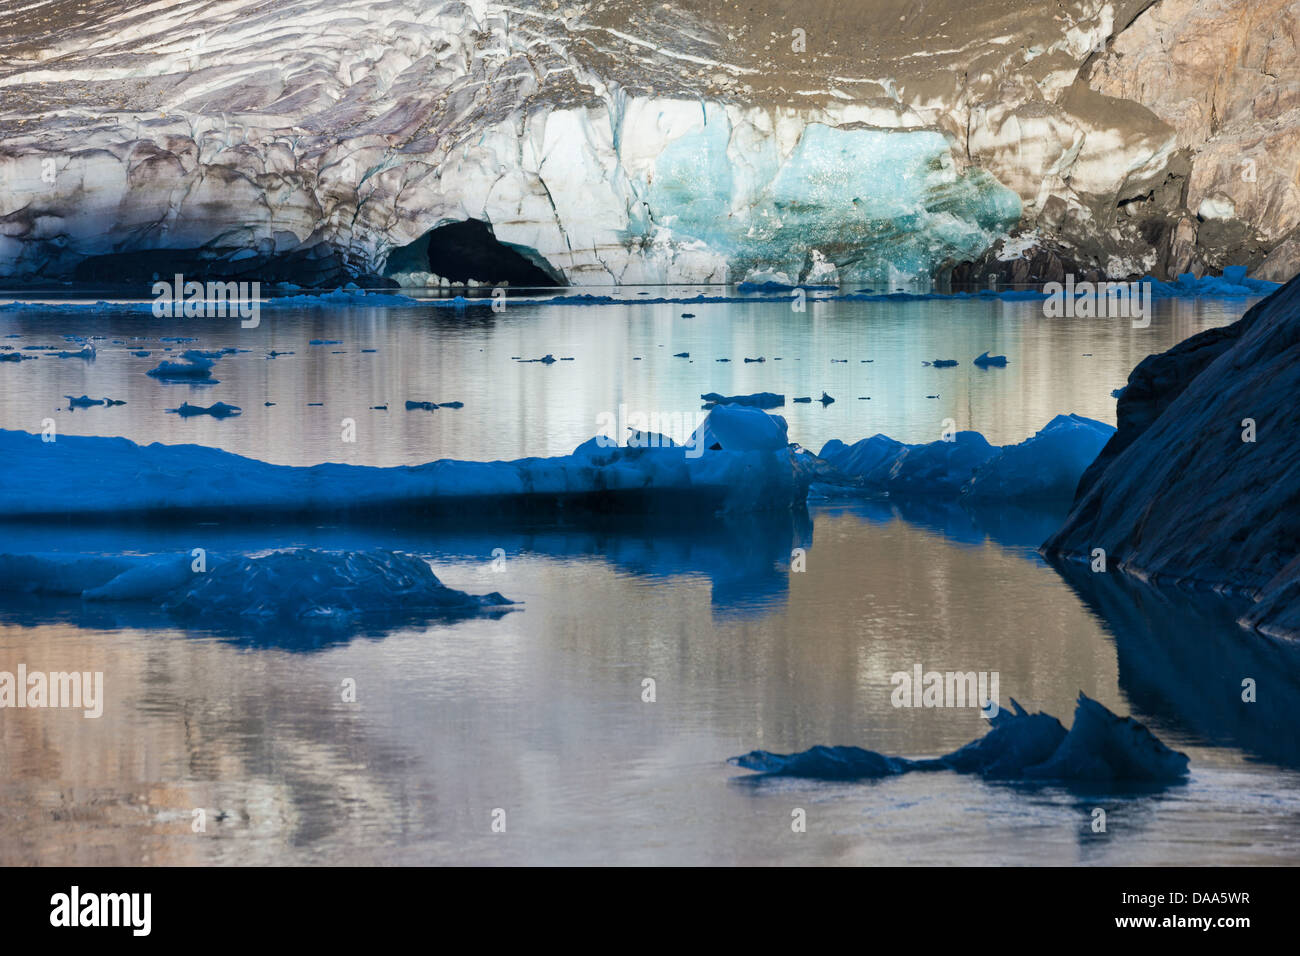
left=731, top=693, right=1190, bottom=785
left=5, top=0, right=1290, bottom=287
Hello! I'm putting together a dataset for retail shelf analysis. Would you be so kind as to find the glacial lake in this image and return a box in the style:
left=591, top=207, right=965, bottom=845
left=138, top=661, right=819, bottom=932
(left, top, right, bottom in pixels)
left=3, top=289, right=1300, bottom=865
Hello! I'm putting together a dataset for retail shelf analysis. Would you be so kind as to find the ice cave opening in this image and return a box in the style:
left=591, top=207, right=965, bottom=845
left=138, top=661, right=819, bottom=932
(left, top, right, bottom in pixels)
left=386, top=219, right=562, bottom=287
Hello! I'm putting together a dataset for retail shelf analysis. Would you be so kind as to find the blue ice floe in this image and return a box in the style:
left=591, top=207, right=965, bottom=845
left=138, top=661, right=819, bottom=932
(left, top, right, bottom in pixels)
left=973, top=351, right=1008, bottom=368
left=0, top=405, right=809, bottom=520
left=701, top=391, right=785, bottom=409
left=147, top=350, right=218, bottom=382
left=65, top=395, right=125, bottom=409
left=814, top=414, right=1113, bottom=501
left=169, top=401, right=241, bottom=419
left=730, top=693, right=1189, bottom=784
left=406, top=400, right=465, bottom=410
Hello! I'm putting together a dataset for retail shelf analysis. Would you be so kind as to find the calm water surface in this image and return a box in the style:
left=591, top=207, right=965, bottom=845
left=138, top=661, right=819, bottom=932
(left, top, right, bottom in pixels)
left=2, top=291, right=1298, bottom=865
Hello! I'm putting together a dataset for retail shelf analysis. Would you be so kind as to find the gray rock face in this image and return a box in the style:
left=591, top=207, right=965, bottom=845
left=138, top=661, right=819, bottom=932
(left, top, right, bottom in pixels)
left=0, top=0, right=1296, bottom=285
left=1043, top=274, right=1300, bottom=639
left=1090, top=0, right=1300, bottom=279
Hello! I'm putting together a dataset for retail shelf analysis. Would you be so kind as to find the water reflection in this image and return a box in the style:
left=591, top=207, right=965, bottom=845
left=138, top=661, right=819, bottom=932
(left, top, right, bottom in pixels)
left=1051, top=558, right=1300, bottom=770
left=0, top=507, right=813, bottom=640
left=823, top=495, right=1069, bottom=551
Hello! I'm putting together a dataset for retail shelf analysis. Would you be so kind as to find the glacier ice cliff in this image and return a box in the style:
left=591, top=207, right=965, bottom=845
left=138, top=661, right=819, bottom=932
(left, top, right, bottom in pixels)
left=2, top=0, right=1297, bottom=286
left=730, top=693, right=1190, bottom=785
left=1043, top=274, right=1300, bottom=640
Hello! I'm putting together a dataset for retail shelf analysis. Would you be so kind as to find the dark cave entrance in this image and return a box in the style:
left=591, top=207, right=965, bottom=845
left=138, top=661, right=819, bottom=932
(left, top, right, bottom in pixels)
left=385, top=219, right=562, bottom=287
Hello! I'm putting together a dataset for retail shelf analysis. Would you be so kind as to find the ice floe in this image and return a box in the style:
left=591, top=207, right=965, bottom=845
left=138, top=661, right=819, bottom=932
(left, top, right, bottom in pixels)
left=814, top=414, right=1114, bottom=501
left=730, top=693, right=1189, bottom=784
left=700, top=391, right=785, bottom=409
left=169, top=401, right=242, bottom=419
left=0, top=405, right=808, bottom=520
left=147, top=351, right=218, bottom=382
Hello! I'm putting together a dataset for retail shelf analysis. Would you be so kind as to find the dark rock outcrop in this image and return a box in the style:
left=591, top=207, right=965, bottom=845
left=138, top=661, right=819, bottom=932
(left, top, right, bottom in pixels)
left=1044, top=273, right=1300, bottom=638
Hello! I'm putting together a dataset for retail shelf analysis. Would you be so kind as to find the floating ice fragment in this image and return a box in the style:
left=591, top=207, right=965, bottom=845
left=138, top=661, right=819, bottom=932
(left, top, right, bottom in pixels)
left=53, top=345, right=95, bottom=360
left=700, top=391, right=784, bottom=409
left=65, top=395, right=121, bottom=409
left=730, top=693, right=1188, bottom=784
left=148, top=351, right=217, bottom=381
left=963, top=414, right=1112, bottom=501
left=169, top=401, right=241, bottom=419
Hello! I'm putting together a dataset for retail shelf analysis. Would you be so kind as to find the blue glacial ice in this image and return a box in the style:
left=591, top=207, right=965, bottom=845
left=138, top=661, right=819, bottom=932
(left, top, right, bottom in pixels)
left=0, top=396, right=1109, bottom=522
left=973, top=351, right=1008, bottom=367
left=814, top=414, right=1114, bottom=501
left=730, top=693, right=1189, bottom=785
left=0, top=405, right=809, bottom=521
left=65, top=395, right=125, bottom=409
left=963, top=414, right=1114, bottom=501
left=147, top=350, right=218, bottom=382
left=645, top=118, right=1022, bottom=285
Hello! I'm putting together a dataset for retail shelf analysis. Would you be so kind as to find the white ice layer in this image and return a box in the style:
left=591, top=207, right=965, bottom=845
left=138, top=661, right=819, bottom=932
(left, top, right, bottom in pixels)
left=0, top=0, right=1038, bottom=287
